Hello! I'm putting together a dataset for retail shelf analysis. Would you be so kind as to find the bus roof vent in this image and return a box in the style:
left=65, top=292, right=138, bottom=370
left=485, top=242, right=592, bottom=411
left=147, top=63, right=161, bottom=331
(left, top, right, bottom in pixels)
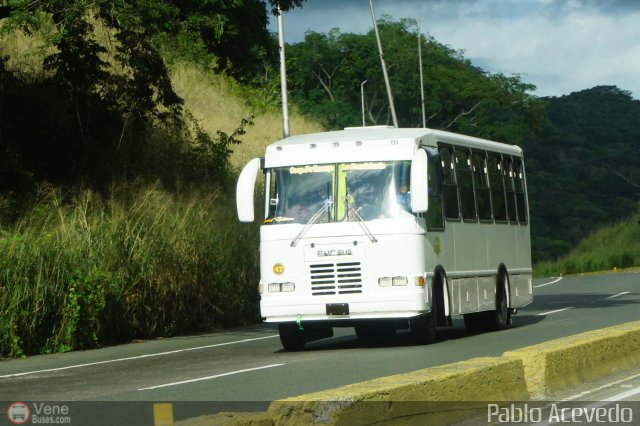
left=344, top=126, right=394, bottom=130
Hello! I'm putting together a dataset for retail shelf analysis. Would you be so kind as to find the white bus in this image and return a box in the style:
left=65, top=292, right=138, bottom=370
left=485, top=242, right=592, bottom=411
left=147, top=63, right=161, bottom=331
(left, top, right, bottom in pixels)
left=237, top=126, right=532, bottom=351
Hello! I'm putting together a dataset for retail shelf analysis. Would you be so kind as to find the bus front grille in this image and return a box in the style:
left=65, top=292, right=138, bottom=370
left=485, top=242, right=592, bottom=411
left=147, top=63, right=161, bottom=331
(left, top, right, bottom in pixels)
left=309, top=262, right=363, bottom=296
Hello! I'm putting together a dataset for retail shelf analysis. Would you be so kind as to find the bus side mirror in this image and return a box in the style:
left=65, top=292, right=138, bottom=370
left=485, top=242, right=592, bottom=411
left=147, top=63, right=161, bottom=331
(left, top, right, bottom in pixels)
left=236, top=158, right=262, bottom=222
left=410, top=149, right=429, bottom=213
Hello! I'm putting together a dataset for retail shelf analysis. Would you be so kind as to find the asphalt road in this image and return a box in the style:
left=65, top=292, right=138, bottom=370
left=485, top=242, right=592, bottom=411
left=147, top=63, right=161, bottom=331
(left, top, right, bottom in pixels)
left=1, top=271, right=639, bottom=423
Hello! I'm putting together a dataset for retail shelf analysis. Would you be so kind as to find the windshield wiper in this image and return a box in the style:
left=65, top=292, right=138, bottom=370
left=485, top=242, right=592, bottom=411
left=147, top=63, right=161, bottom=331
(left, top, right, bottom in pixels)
left=290, top=202, right=331, bottom=247
left=347, top=199, right=378, bottom=243
left=289, top=198, right=378, bottom=247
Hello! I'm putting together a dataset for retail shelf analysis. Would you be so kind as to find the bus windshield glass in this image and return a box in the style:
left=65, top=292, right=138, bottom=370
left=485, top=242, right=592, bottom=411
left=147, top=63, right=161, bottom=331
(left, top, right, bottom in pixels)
left=265, top=161, right=413, bottom=224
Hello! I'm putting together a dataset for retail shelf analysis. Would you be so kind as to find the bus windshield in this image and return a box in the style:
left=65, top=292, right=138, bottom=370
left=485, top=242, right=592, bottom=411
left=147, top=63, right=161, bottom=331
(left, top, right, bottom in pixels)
left=265, top=161, right=413, bottom=224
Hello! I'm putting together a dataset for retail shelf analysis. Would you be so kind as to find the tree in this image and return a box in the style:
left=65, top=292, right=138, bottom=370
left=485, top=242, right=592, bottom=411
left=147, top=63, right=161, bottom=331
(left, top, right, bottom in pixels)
left=0, top=0, right=308, bottom=186
left=285, top=18, right=544, bottom=145
left=523, top=85, right=640, bottom=262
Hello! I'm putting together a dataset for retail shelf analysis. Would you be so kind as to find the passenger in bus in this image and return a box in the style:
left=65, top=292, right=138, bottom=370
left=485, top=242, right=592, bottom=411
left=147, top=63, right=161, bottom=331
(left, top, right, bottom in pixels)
left=286, top=187, right=332, bottom=223
left=316, top=186, right=332, bottom=207
left=396, top=183, right=411, bottom=211
left=350, top=180, right=382, bottom=220
left=309, top=186, right=332, bottom=222
left=286, top=196, right=310, bottom=222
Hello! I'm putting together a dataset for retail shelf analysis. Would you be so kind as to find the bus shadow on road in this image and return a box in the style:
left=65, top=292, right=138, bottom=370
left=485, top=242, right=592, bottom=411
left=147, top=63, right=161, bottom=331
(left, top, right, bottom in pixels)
left=295, top=316, right=546, bottom=352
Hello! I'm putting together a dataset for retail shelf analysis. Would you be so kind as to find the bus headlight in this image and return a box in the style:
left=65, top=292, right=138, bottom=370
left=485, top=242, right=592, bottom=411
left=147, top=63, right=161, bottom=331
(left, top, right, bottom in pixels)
left=268, top=282, right=296, bottom=292
left=392, top=276, right=408, bottom=286
left=281, top=282, right=296, bottom=292
left=378, top=276, right=409, bottom=287
left=378, top=277, right=393, bottom=287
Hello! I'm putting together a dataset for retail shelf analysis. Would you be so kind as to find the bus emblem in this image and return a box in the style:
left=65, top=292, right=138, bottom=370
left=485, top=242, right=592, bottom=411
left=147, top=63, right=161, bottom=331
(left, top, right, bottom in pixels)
left=433, top=237, right=441, bottom=256
left=318, top=249, right=353, bottom=257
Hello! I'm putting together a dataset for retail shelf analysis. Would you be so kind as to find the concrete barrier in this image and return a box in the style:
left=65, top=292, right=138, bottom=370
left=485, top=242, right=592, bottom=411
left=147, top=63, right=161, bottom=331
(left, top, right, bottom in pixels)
left=185, top=320, right=640, bottom=425
left=267, top=356, right=528, bottom=425
left=503, top=319, right=640, bottom=398
left=176, top=412, right=273, bottom=426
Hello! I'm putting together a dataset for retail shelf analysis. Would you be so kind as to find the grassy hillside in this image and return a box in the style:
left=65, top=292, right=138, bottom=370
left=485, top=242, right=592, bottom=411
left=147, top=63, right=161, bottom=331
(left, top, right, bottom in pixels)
left=2, top=22, right=637, bottom=358
left=0, top=29, right=325, bottom=357
left=524, top=87, right=640, bottom=264
left=170, top=62, right=324, bottom=169
left=534, top=206, right=640, bottom=277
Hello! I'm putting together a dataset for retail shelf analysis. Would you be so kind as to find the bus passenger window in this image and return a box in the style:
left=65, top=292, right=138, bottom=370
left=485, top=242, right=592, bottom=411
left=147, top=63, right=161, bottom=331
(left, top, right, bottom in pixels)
left=515, top=159, right=528, bottom=224
left=505, top=157, right=518, bottom=223
left=439, top=146, right=460, bottom=221
left=473, top=151, right=492, bottom=221
left=455, top=147, right=477, bottom=221
left=488, top=154, right=508, bottom=222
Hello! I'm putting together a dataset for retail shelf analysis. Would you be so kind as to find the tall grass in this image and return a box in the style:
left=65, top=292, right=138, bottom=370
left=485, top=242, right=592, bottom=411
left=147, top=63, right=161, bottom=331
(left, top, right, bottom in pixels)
left=1, top=26, right=325, bottom=358
left=170, top=62, right=325, bottom=169
left=534, top=206, right=640, bottom=277
left=0, top=184, right=260, bottom=357
left=0, top=22, right=55, bottom=81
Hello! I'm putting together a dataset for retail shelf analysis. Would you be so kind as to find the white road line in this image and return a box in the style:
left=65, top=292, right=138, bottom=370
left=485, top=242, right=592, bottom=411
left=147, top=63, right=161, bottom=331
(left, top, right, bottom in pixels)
left=530, top=379, right=640, bottom=426
left=0, top=335, right=279, bottom=379
left=138, top=364, right=285, bottom=391
left=563, top=371, right=640, bottom=401
left=541, top=389, right=640, bottom=425
left=603, top=385, right=640, bottom=401
left=534, top=277, right=563, bottom=288
left=605, top=291, right=629, bottom=300
left=536, top=307, right=573, bottom=316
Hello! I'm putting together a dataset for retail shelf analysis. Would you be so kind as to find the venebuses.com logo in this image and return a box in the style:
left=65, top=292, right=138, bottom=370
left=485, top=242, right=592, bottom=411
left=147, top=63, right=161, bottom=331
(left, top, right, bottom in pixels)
left=5, top=402, right=72, bottom=425
left=6, top=402, right=30, bottom=425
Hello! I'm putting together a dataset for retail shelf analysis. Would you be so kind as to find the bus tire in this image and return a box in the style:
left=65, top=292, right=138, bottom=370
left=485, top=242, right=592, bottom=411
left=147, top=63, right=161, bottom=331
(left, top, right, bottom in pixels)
left=278, top=323, right=306, bottom=351
left=494, top=270, right=511, bottom=330
left=464, top=271, right=510, bottom=332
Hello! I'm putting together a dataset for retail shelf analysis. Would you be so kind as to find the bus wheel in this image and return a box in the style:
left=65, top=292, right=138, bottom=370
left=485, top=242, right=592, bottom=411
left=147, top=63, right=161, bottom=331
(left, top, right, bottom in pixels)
left=494, top=271, right=510, bottom=330
left=464, top=272, right=510, bottom=332
left=278, top=323, right=306, bottom=351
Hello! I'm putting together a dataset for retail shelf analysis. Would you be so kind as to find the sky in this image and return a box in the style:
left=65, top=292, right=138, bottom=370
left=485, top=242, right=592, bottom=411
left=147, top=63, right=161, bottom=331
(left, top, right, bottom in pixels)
left=268, top=0, right=640, bottom=99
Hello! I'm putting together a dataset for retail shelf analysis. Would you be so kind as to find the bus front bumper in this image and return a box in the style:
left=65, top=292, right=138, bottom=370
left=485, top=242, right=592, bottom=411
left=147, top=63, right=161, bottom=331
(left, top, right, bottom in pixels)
left=261, top=293, right=430, bottom=323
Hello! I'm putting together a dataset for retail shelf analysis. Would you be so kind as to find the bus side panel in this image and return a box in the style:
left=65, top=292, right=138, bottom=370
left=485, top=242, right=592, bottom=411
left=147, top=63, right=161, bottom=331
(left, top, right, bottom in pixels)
left=459, top=277, right=479, bottom=314
left=509, top=274, right=532, bottom=308
left=449, top=278, right=460, bottom=315
left=453, top=222, right=485, bottom=274
left=477, top=276, right=495, bottom=311
left=511, top=219, right=533, bottom=308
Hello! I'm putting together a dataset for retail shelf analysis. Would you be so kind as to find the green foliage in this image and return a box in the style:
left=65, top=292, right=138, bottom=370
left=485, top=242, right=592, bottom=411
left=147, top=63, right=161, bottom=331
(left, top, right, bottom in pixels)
left=0, top=184, right=261, bottom=357
left=4, top=0, right=637, bottom=356
left=0, top=0, right=306, bottom=188
left=534, top=204, right=640, bottom=277
left=285, top=18, right=544, bottom=145
left=0, top=1, right=313, bottom=357
left=525, top=86, right=640, bottom=263
left=0, top=58, right=254, bottom=191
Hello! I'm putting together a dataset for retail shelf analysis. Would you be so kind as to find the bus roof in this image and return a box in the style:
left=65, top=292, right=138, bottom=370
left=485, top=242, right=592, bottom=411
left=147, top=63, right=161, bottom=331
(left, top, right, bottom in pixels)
left=264, top=127, right=523, bottom=167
